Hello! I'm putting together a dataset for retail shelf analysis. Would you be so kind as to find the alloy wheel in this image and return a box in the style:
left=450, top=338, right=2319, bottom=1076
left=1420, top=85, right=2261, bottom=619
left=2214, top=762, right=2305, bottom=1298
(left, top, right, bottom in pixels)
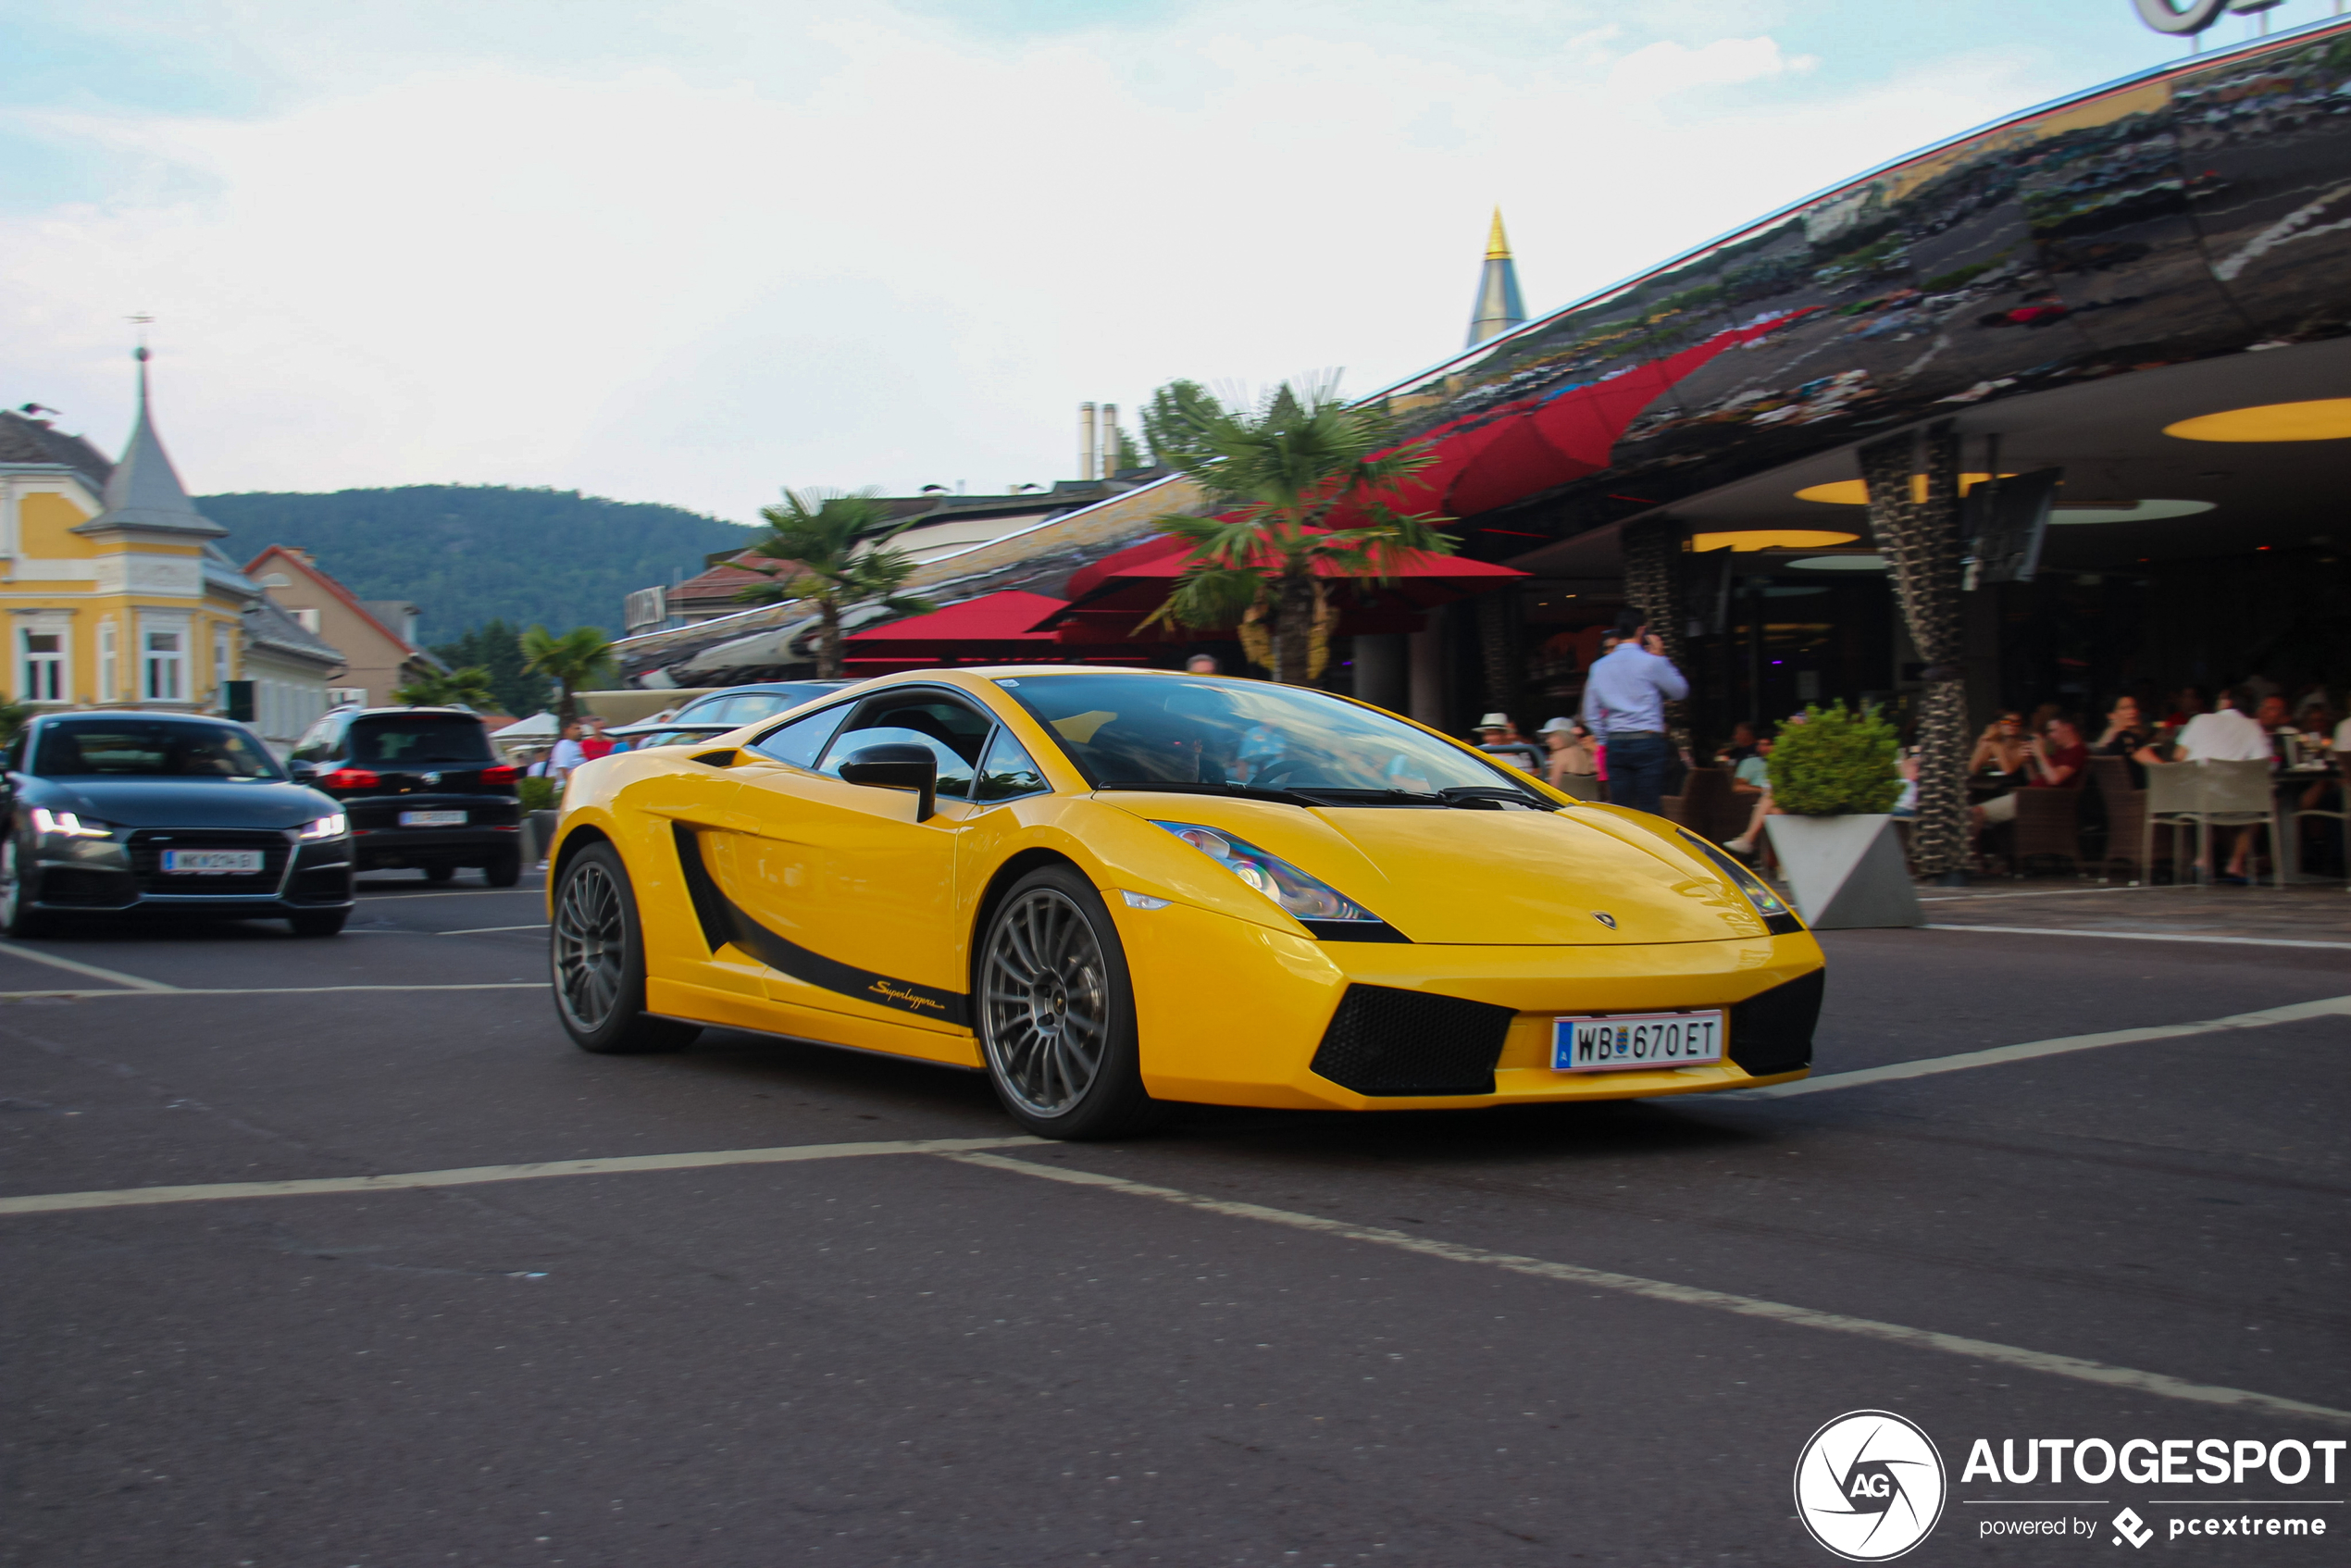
left=982, top=889, right=1110, bottom=1117
left=553, top=858, right=626, bottom=1032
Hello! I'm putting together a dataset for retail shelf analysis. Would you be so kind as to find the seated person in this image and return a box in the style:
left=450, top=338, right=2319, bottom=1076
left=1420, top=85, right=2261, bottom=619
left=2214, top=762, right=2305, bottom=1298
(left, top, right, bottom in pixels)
left=1970, top=712, right=2029, bottom=780
left=1972, top=713, right=2087, bottom=835
left=2175, top=688, right=2275, bottom=884
left=1724, top=735, right=1776, bottom=857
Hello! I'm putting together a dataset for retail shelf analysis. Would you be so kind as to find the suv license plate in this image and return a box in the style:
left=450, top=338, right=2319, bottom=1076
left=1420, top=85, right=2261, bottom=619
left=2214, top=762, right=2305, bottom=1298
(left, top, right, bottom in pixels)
left=1553, top=1010, right=1725, bottom=1073
left=161, top=849, right=264, bottom=874
left=399, top=810, right=467, bottom=828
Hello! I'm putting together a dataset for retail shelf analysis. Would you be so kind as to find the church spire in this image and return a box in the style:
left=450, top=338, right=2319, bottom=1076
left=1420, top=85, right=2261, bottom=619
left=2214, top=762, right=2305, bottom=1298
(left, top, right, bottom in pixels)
left=85, top=342, right=224, bottom=537
left=1466, top=205, right=1526, bottom=347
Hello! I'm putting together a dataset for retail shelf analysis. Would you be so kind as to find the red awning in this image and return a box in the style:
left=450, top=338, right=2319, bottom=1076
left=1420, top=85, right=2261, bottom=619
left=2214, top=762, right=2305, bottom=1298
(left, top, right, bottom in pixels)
left=843, top=591, right=1066, bottom=658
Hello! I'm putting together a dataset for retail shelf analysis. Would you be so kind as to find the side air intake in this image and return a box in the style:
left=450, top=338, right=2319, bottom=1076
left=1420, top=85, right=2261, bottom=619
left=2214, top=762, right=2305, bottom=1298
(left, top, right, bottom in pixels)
left=1309, top=985, right=1515, bottom=1097
left=1728, top=968, right=1823, bottom=1077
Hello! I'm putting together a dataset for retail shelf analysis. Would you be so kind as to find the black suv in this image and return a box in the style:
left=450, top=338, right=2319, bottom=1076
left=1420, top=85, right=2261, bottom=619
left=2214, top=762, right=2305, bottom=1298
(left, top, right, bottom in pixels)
left=289, top=707, right=524, bottom=885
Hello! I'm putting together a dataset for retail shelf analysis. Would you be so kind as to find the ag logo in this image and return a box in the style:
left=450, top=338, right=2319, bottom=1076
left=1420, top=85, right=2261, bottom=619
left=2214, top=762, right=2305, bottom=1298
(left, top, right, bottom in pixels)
left=1794, top=1410, right=1947, bottom=1561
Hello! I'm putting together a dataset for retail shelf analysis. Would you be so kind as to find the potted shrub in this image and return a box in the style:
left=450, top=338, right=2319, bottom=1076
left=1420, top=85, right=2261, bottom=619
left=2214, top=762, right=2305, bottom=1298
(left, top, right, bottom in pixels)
left=519, top=775, right=561, bottom=867
left=1762, top=703, right=1922, bottom=929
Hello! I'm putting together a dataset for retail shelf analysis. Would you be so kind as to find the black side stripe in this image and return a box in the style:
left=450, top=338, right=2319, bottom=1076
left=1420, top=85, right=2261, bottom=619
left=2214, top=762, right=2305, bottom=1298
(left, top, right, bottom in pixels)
left=670, top=823, right=970, bottom=1027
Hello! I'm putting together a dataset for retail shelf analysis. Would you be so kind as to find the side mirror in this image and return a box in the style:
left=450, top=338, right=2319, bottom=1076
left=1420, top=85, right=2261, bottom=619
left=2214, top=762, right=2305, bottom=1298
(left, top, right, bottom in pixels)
left=288, top=761, right=317, bottom=781
left=838, top=742, right=938, bottom=822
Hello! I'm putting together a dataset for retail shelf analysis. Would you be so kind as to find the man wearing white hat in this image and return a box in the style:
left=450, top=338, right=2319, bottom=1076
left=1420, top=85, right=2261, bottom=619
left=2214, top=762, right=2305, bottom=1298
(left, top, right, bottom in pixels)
left=1474, top=713, right=1544, bottom=773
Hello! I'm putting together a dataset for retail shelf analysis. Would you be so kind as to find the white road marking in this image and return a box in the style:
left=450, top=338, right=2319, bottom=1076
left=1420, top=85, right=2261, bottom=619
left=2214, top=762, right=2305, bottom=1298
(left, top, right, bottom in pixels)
left=940, top=1151, right=2351, bottom=1429
left=1914, top=885, right=2200, bottom=903
left=354, top=888, right=543, bottom=902
left=1925, top=923, right=2351, bottom=952
left=1735, top=994, right=2351, bottom=1100
left=439, top=924, right=548, bottom=936
left=0, top=1137, right=1039, bottom=1216
left=0, top=942, right=178, bottom=991
left=0, top=983, right=551, bottom=1002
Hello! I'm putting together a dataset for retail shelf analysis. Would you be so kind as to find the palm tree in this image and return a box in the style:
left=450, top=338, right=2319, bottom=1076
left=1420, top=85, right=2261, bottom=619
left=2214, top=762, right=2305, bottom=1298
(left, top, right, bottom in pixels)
left=736, top=487, right=937, bottom=678
left=518, top=626, right=615, bottom=727
left=392, top=666, right=500, bottom=710
left=1141, top=378, right=1453, bottom=686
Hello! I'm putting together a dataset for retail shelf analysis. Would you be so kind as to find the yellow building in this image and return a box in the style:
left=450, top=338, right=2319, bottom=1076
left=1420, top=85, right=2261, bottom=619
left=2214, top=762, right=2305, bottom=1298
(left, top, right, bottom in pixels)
left=0, top=351, right=257, bottom=713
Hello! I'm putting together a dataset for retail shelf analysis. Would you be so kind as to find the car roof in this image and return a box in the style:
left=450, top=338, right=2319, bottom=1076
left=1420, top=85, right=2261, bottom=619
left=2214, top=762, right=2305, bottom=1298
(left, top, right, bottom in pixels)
left=336, top=707, right=488, bottom=719
left=33, top=709, right=256, bottom=724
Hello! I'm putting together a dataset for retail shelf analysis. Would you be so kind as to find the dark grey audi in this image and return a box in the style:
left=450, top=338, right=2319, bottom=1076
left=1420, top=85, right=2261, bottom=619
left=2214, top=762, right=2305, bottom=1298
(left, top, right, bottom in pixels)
left=0, top=711, right=355, bottom=938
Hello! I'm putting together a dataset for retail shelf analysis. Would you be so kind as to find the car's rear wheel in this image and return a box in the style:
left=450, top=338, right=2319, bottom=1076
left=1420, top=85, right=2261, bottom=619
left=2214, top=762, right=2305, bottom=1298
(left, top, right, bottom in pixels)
left=0, top=835, right=55, bottom=939
left=288, top=909, right=347, bottom=938
left=551, top=842, right=697, bottom=1054
left=977, top=866, right=1160, bottom=1140
left=482, top=850, right=523, bottom=888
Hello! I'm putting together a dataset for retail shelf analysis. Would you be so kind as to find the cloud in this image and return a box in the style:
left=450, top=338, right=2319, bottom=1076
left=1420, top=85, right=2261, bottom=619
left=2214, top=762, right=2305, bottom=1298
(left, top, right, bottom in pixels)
left=0, top=1, right=2066, bottom=521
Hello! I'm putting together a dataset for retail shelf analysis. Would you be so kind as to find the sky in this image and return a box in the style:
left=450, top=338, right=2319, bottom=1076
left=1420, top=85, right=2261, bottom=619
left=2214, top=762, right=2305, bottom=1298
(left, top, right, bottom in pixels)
left=0, top=0, right=2330, bottom=522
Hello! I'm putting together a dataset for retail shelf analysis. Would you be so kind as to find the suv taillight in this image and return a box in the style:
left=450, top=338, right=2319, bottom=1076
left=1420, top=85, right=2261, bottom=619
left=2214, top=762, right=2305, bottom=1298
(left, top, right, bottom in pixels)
left=320, top=767, right=381, bottom=790
left=479, top=765, right=520, bottom=786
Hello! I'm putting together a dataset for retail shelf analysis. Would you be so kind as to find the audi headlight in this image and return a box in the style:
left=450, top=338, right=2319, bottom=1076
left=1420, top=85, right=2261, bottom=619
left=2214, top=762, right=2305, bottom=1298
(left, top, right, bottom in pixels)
left=1677, top=828, right=1804, bottom=935
left=1151, top=820, right=1381, bottom=925
left=297, top=813, right=349, bottom=841
left=31, top=808, right=113, bottom=840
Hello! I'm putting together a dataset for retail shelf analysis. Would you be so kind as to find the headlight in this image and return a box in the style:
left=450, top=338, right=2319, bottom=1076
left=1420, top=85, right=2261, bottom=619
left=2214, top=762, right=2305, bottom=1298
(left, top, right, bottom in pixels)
left=1677, top=828, right=1803, bottom=935
left=297, top=813, right=349, bottom=840
left=30, top=808, right=112, bottom=840
left=1151, top=820, right=1381, bottom=925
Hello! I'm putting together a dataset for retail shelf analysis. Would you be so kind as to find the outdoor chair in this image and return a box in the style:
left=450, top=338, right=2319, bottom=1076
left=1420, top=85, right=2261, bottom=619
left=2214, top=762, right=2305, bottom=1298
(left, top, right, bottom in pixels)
left=2199, top=757, right=2286, bottom=888
left=1661, top=764, right=1742, bottom=843
left=2283, top=769, right=2347, bottom=888
left=2001, top=787, right=2082, bottom=876
left=2088, top=755, right=2170, bottom=883
left=2143, top=760, right=2283, bottom=887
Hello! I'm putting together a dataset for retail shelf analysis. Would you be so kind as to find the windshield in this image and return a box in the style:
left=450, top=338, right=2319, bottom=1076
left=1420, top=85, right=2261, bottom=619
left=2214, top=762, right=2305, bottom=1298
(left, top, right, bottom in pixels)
left=998, top=674, right=1531, bottom=800
left=32, top=720, right=283, bottom=781
left=349, top=716, right=494, bottom=765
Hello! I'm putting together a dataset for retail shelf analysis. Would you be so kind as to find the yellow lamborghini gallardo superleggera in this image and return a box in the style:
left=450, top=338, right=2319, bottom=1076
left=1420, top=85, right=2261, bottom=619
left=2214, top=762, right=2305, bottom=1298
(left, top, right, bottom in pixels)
left=545, top=668, right=1822, bottom=1139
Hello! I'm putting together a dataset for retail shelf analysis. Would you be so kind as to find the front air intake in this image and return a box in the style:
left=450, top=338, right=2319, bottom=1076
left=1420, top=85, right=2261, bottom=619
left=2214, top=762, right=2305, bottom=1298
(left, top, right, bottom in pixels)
left=1309, top=985, right=1515, bottom=1097
left=1728, top=968, right=1823, bottom=1077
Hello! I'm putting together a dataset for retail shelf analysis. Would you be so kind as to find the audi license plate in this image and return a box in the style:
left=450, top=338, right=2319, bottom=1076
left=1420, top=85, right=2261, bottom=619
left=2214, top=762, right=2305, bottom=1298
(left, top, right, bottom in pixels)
left=161, top=849, right=264, bottom=875
left=399, top=810, right=467, bottom=828
left=1553, top=1010, right=1725, bottom=1073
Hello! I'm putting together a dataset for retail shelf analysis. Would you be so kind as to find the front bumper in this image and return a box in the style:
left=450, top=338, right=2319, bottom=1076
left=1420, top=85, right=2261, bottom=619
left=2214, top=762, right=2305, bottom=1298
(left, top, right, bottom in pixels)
left=28, top=830, right=354, bottom=915
left=1113, top=896, right=1821, bottom=1111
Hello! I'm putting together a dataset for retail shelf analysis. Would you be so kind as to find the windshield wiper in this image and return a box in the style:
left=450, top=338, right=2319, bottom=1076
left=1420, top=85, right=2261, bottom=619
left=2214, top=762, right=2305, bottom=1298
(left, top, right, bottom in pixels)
left=1439, top=785, right=1557, bottom=811
left=1093, top=780, right=1316, bottom=807
left=1285, top=787, right=1449, bottom=807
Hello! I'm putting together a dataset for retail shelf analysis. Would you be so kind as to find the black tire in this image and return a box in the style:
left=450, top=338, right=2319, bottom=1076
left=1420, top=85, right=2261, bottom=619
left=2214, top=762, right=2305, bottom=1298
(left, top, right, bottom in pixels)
left=425, top=865, right=457, bottom=884
left=0, top=833, right=56, bottom=939
left=482, top=851, right=523, bottom=889
left=551, top=842, right=698, bottom=1054
left=288, top=909, right=348, bottom=938
left=976, top=865, right=1161, bottom=1140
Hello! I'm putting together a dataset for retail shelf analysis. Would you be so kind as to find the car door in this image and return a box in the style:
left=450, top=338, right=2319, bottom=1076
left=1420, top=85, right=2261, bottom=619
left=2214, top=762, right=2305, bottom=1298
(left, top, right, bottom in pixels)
left=698, top=689, right=994, bottom=1036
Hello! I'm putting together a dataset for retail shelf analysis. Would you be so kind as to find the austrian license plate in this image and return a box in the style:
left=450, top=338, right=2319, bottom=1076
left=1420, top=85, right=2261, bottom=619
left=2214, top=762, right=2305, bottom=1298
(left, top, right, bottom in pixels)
left=160, top=849, right=264, bottom=875
left=1552, top=1010, right=1726, bottom=1073
left=399, top=810, right=467, bottom=828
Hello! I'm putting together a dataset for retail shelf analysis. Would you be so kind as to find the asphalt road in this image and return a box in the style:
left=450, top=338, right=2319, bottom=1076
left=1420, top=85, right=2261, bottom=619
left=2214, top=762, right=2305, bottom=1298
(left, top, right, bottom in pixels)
left=2, top=877, right=2346, bottom=1567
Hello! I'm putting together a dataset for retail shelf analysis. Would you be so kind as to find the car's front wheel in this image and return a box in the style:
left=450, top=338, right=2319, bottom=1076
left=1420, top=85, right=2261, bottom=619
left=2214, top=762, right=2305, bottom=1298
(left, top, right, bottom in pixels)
left=0, top=834, right=56, bottom=939
left=482, top=849, right=523, bottom=888
left=976, top=865, right=1161, bottom=1140
left=551, top=842, right=697, bottom=1054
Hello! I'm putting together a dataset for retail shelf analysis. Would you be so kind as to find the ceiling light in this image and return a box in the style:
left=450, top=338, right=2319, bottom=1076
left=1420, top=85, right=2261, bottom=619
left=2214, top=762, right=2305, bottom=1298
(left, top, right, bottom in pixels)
left=1788, top=554, right=1889, bottom=571
left=2049, top=499, right=2215, bottom=525
left=1794, top=473, right=2017, bottom=506
left=1690, top=529, right=1860, bottom=552
left=2165, top=399, right=2351, bottom=442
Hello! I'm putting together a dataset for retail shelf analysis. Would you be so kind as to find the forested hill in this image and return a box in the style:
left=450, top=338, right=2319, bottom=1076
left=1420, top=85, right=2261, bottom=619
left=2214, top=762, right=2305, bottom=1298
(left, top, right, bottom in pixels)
left=197, top=485, right=754, bottom=641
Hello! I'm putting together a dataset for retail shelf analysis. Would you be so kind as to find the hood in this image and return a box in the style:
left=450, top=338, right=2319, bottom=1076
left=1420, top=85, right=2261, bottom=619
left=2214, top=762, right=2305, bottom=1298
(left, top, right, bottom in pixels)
left=35, top=778, right=342, bottom=831
left=1104, top=794, right=1769, bottom=945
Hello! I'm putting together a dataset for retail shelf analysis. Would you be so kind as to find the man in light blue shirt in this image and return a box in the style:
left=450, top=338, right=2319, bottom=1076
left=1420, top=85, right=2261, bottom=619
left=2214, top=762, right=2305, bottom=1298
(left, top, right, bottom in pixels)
left=1578, top=610, right=1688, bottom=814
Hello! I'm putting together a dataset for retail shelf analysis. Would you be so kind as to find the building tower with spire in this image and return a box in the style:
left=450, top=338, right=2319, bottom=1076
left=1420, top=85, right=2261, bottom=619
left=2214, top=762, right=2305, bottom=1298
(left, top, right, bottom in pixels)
left=1466, top=207, right=1526, bottom=347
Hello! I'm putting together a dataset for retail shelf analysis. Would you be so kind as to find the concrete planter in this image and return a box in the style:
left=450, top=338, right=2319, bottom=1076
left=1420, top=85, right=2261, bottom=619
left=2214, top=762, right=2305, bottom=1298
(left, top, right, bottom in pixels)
left=1764, top=814, right=1922, bottom=930
left=522, top=810, right=561, bottom=866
